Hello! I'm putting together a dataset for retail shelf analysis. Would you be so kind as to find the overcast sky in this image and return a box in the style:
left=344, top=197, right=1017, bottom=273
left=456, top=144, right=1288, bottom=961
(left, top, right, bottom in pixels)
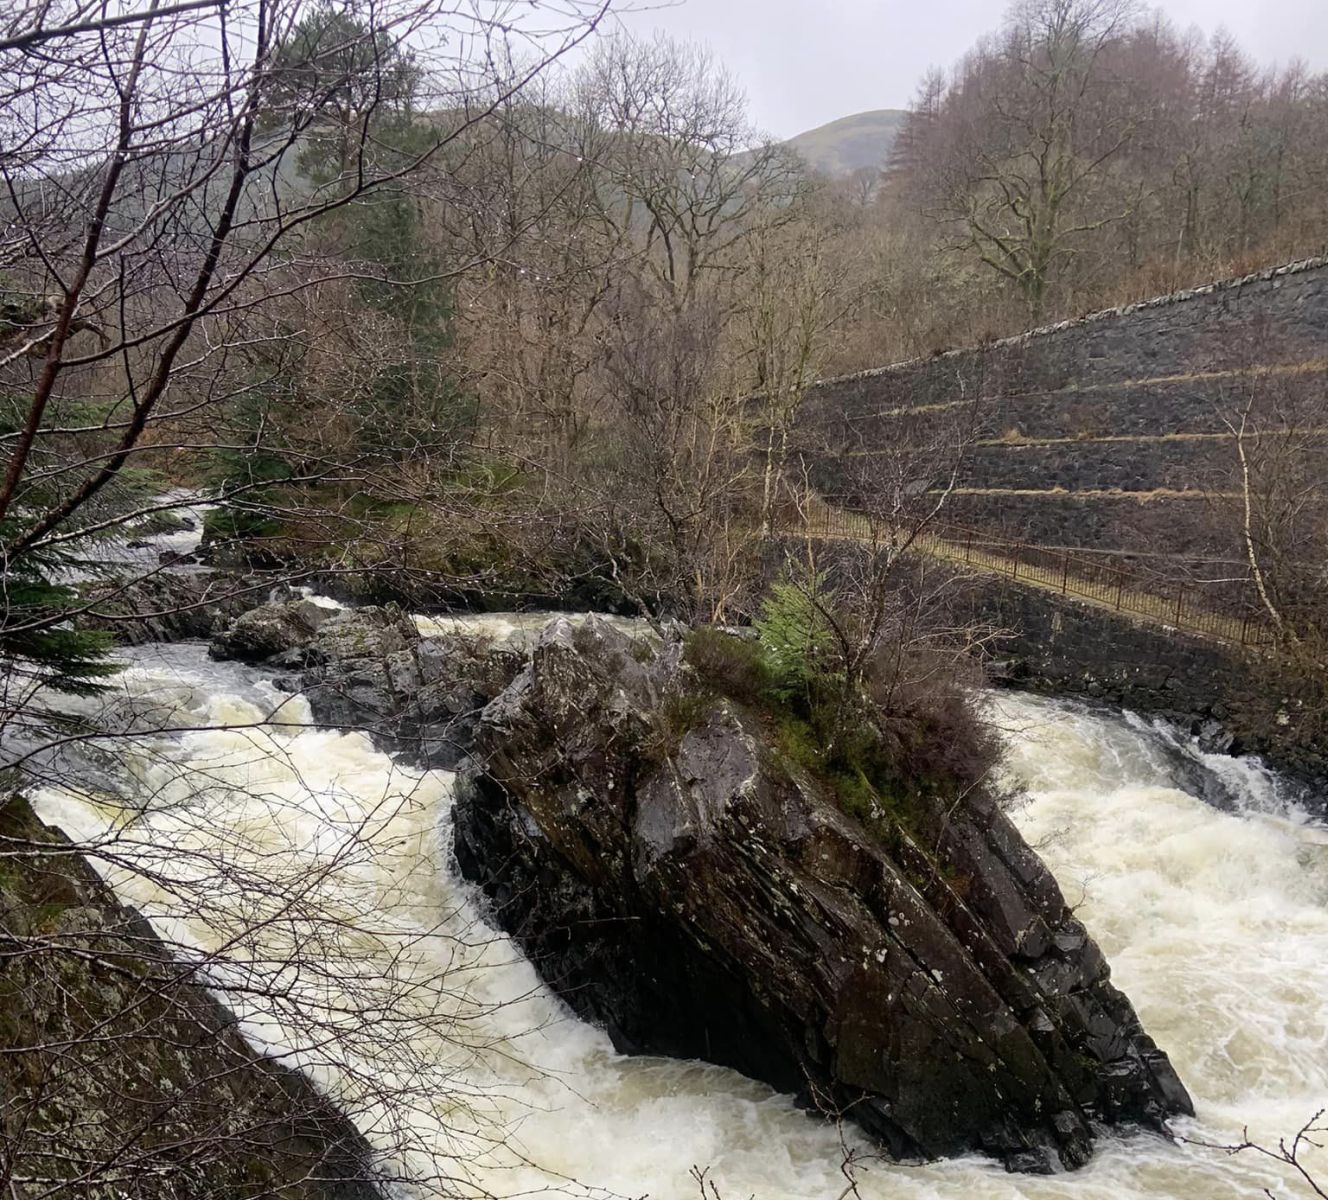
left=605, top=0, right=1328, bottom=138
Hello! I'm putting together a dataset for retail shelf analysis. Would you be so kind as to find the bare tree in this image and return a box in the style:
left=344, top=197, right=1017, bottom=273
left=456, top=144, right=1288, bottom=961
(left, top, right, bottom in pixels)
left=1205, top=329, right=1328, bottom=646
left=742, top=215, right=846, bottom=535
left=0, top=2, right=615, bottom=1194
left=884, top=8, right=1328, bottom=347
left=444, top=32, right=820, bottom=622
left=766, top=355, right=990, bottom=764
left=1187, top=1110, right=1328, bottom=1200
left=573, top=33, right=803, bottom=313
left=0, top=0, right=611, bottom=665
left=901, top=0, right=1141, bottom=318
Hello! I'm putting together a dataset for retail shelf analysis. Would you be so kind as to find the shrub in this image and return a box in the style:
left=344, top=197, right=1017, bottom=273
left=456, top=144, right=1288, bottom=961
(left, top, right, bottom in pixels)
left=681, top=578, right=1001, bottom=845
left=683, top=626, right=772, bottom=706
left=641, top=686, right=718, bottom=765
left=753, top=574, right=837, bottom=704
left=864, top=648, right=1002, bottom=800
left=770, top=708, right=917, bottom=837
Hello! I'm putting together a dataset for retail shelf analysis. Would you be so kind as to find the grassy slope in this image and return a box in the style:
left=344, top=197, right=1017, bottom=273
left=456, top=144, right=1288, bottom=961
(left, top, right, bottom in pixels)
left=783, top=109, right=907, bottom=175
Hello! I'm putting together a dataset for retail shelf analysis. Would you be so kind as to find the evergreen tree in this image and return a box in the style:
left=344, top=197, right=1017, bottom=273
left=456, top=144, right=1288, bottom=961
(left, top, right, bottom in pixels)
left=0, top=534, right=120, bottom=695
left=261, top=1, right=421, bottom=185
left=0, top=281, right=123, bottom=694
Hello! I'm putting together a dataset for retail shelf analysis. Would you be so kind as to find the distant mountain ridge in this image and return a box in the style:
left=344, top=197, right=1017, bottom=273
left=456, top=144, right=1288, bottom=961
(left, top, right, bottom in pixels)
left=781, top=109, right=907, bottom=176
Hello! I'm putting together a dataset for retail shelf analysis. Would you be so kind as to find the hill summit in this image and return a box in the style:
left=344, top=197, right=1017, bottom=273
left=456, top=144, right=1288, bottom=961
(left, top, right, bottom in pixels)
left=782, top=108, right=907, bottom=175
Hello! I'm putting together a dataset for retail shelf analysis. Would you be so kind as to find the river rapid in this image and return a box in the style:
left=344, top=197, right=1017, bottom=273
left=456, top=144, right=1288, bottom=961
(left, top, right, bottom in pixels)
left=22, top=616, right=1328, bottom=1200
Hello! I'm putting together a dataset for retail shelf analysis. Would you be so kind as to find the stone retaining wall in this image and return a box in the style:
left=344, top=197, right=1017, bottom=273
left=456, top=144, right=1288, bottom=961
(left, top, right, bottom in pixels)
left=799, top=258, right=1328, bottom=561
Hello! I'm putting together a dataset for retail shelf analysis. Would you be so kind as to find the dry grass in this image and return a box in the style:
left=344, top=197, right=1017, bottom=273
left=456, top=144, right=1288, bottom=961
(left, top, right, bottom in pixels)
left=788, top=500, right=1269, bottom=647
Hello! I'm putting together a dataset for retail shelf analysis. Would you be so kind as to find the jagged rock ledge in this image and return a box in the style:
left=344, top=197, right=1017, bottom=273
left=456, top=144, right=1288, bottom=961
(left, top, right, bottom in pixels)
left=210, top=599, right=522, bottom=770
left=450, top=615, right=1192, bottom=1173
left=74, top=567, right=290, bottom=645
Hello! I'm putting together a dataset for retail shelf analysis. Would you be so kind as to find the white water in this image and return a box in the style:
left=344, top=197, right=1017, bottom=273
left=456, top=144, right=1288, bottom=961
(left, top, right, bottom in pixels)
left=22, top=629, right=1328, bottom=1199
left=67, top=488, right=214, bottom=578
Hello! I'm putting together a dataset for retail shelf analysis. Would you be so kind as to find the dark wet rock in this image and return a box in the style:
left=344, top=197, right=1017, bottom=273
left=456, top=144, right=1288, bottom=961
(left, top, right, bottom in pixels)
left=209, top=598, right=524, bottom=766
left=269, top=644, right=320, bottom=670
left=293, top=606, right=523, bottom=768
left=74, top=570, right=279, bottom=645
left=0, top=794, right=379, bottom=1200
left=294, top=606, right=420, bottom=727
left=209, top=597, right=334, bottom=662
left=1196, top=718, right=1237, bottom=757
left=1128, top=713, right=1246, bottom=812
left=451, top=616, right=1192, bottom=1173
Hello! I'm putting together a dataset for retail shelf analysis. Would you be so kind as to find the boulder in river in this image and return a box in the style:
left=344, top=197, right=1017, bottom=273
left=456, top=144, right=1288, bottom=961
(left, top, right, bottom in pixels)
left=209, top=595, right=335, bottom=663
left=451, top=616, right=1193, bottom=1172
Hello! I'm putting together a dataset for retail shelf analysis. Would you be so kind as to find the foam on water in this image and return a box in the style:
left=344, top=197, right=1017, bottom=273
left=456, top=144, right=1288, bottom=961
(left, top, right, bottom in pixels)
left=24, top=634, right=1328, bottom=1199
left=63, top=489, right=215, bottom=579
left=413, top=609, right=648, bottom=647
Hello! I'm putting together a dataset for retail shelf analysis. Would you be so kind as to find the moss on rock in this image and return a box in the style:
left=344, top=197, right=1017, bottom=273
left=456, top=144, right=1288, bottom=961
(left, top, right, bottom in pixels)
left=0, top=795, right=379, bottom=1200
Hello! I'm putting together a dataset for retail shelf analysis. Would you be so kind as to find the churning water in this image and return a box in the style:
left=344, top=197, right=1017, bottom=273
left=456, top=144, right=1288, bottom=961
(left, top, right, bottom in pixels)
left=23, top=626, right=1328, bottom=1199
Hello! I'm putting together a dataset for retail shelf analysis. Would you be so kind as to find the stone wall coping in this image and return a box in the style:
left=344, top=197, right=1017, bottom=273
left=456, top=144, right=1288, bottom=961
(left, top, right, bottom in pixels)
left=809, top=255, right=1328, bottom=393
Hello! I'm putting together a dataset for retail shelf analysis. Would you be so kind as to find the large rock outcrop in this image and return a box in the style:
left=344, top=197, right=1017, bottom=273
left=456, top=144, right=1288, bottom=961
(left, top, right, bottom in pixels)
left=75, top=568, right=275, bottom=646
left=245, top=603, right=519, bottom=770
left=451, top=616, right=1193, bottom=1172
left=0, top=794, right=379, bottom=1200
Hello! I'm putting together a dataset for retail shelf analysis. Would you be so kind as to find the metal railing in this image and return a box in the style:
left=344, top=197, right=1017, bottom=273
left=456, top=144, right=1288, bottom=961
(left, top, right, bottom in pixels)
left=791, top=502, right=1276, bottom=648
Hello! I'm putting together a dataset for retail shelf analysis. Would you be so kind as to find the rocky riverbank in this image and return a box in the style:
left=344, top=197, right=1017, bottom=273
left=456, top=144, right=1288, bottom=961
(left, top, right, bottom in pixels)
left=0, top=794, right=380, bottom=1200
left=206, top=598, right=1194, bottom=1172
left=13, top=575, right=1202, bottom=1185
left=975, top=580, right=1328, bottom=811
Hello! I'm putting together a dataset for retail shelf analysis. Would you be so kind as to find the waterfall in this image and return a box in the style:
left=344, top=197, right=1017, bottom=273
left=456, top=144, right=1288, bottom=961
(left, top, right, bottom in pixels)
left=23, top=631, right=1327, bottom=1199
